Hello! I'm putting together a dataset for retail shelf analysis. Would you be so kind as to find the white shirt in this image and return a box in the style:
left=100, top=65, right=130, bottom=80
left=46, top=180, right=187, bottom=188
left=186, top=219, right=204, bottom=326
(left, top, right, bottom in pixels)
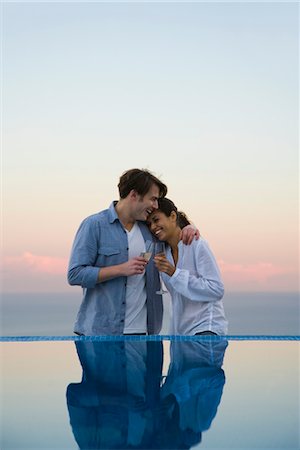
left=124, top=223, right=147, bottom=333
left=162, top=238, right=228, bottom=335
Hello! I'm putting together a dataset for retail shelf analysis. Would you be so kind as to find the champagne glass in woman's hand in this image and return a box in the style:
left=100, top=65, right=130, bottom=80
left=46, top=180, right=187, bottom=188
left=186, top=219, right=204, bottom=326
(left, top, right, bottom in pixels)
left=154, top=242, right=168, bottom=294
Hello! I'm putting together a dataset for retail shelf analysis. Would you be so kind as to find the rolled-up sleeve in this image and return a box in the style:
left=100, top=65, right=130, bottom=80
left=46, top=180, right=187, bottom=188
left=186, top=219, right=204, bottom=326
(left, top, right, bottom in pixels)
left=166, top=240, right=224, bottom=302
left=67, top=217, right=101, bottom=289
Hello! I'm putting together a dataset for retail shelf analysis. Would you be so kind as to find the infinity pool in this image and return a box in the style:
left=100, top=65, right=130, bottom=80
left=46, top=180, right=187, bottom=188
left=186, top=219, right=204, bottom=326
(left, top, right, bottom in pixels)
left=1, top=337, right=299, bottom=450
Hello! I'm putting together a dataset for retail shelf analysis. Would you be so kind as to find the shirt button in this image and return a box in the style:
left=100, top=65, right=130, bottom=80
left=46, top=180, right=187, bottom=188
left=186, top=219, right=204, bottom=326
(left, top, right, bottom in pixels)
left=121, top=319, right=124, bottom=323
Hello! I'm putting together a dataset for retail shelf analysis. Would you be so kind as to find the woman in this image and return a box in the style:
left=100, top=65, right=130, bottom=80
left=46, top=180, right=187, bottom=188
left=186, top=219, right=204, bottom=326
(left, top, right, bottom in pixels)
left=148, top=198, right=228, bottom=336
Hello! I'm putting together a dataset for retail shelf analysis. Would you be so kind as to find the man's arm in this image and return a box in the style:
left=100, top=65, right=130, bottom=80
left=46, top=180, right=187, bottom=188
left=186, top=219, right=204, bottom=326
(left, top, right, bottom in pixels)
left=68, top=217, right=148, bottom=287
left=180, top=224, right=200, bottom=245
left=68, top=217, right=101, bottom=288
left=97, top=257, right=147, bottom=282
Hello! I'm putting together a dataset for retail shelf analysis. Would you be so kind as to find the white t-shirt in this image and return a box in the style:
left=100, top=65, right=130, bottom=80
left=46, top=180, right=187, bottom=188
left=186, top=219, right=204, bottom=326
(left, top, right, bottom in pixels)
left=124, top=223, right=147, bottom=334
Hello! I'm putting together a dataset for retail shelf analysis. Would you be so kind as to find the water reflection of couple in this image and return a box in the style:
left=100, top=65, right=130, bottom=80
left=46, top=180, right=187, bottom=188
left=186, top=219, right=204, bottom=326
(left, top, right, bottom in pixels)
left=66, top=339, right=227, bottom=449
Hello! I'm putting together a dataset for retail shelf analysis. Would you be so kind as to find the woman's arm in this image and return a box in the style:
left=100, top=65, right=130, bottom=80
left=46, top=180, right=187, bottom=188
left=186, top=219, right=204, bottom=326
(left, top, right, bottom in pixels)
left=156, top=240, right=224, bottom=302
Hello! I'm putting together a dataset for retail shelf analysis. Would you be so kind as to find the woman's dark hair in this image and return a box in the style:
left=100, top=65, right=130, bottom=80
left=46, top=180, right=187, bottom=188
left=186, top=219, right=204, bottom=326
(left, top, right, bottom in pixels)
left=157, top=198, right=191, bottom=229
left=118, top=169, right=167, bottom=199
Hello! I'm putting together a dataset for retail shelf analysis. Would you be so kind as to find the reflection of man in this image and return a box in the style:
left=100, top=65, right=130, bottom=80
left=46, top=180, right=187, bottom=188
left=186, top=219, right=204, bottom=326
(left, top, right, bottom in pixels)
left=157, top=340, right=228, bottom=448
left=66, top=340, right=163, bottom=449
left=68, top=168, right=197, bottom=335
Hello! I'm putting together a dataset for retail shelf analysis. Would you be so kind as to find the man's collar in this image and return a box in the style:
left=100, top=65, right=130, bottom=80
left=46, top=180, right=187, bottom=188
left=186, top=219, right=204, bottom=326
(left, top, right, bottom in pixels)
left=108, top=201, right=119, bottom=224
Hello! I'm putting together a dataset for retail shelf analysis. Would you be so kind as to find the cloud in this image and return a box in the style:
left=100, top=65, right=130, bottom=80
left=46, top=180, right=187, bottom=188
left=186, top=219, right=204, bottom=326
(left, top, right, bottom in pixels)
left=4, top=252, right=68, bottom=275
left=2, top=252, right=298, bottom=292
left=218, top=260, right=298, bottom=290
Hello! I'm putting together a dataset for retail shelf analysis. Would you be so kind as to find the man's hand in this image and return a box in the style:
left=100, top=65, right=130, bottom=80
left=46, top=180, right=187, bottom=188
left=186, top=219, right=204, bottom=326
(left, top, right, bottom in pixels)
left=98, top=257, right=147, bottom=282
left=154, top=255, right=175, bottom=277
left=121, top=257, right=148, bottom=276
left=180, top=224, right=200, bottom=245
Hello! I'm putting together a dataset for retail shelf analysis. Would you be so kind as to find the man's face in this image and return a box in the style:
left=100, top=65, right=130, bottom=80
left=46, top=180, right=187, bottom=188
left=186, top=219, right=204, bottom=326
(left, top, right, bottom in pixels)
left=134, top=184, right=160, bottom=221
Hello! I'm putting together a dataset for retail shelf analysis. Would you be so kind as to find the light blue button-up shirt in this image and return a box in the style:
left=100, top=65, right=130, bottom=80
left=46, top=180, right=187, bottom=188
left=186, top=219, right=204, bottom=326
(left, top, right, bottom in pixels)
left=68, top=202, right=162, bottom=335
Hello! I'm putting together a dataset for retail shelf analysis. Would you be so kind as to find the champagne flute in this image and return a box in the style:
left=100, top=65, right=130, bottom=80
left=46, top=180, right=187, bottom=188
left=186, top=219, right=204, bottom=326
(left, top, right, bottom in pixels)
left=154, top=242, right=168, bottom=294
left=140, top=240, right=154, bottom=262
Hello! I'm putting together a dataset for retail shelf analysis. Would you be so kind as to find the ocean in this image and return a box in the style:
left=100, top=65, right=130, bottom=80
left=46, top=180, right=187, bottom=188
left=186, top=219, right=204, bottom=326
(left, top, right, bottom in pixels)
left=1, top=291, right=299, bottom=336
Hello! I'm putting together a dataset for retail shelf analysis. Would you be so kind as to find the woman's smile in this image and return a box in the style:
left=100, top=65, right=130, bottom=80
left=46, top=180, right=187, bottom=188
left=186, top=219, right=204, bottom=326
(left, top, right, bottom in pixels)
left=154, top=227, right=165, bottom=239
left=148, top=211, right=173, bottom=241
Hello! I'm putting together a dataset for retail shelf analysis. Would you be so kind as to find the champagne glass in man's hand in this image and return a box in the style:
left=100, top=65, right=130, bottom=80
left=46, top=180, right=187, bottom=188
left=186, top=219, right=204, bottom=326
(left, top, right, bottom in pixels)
left=140, top=240, right=154, bottom=262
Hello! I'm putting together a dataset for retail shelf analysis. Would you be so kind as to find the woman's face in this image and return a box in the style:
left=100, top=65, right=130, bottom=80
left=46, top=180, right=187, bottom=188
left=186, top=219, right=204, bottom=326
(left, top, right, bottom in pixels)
left=148, top=210, right=176, bottom=241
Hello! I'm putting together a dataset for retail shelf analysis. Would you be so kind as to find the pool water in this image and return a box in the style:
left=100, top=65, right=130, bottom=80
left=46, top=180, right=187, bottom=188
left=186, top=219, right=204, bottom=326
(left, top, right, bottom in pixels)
left=1, top=337, right=299, bottom=449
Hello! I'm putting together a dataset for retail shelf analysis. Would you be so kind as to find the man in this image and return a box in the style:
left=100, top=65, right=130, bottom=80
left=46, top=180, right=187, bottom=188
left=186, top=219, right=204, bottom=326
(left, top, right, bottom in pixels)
left=68, top=168, right=197, bottom=335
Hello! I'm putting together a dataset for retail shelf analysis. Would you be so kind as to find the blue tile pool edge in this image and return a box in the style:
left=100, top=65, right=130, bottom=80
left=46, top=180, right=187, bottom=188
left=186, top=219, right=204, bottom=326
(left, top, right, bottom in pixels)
left=0, top=335, right=299, bottom=342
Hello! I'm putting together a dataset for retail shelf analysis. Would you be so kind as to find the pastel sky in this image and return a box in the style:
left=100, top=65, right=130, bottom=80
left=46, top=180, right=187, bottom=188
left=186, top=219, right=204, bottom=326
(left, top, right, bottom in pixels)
left=2, top=1, right=299, bottom=293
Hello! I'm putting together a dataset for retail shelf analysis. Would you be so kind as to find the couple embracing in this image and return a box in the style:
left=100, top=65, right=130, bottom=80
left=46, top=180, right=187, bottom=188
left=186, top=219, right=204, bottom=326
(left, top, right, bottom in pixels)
left=68, top=168, right=227, bottom=336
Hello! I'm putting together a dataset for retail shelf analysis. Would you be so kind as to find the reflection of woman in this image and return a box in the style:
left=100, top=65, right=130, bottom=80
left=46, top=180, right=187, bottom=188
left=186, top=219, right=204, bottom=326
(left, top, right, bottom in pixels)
left=148, top=198, right=228, bottom=335
left=158, top=340, right=228, bottom=448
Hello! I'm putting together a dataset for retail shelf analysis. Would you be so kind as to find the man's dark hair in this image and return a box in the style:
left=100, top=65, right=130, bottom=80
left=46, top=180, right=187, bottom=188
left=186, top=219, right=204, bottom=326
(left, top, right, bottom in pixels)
left=118, top=169, right=167, bottom=199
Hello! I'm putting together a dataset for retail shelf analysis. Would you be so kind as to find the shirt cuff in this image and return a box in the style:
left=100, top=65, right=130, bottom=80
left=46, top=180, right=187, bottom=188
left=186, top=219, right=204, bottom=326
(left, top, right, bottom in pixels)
left=170, top=268, right=181, bottom=280
left=168, top=268, right=185, bottom=286
left=82, top=266, right=100, bottom=288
